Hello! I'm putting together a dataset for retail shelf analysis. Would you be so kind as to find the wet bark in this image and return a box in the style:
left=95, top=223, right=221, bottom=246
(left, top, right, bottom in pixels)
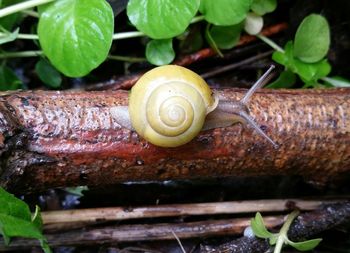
left=0, top=88, right=349, bottom=192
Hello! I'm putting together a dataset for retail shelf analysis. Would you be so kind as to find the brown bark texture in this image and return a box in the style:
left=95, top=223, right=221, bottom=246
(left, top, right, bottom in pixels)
left=0, top=88, right=349, bottom=192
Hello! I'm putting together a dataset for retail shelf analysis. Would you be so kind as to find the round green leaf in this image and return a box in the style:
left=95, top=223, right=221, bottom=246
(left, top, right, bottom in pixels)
left=251, top=0, right=277, bottom=16
left=293, top=14, right=330, bottom=63
left=0, top=0, right=24, bottom=31
left=0, top=65, right=22, bottom=91
left=178, top=28, right=203, bottom=54
left=35, top=59, right=62, bottom=88
left=266, top=71, right=296, bottom=89
left=146, top=39, right=175, bottom=66
left=199, top=0, right=251, bottom=26
left=38, top=0, right=114, bottom=77
left=127, top=0, right=200, bottom=39
left=210, top=23, right=242, bottom=49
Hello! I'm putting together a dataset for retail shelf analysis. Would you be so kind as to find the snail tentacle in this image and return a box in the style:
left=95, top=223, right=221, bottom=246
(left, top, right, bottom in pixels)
left=202, top=65, right=278, bottom=148
left=238, top=110, right=279, bottom=149
left=241, top=65, right=275, bottom=104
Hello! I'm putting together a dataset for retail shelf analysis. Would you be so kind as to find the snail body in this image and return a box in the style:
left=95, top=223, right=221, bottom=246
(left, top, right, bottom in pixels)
left=112, top=65, right=277, bottom=148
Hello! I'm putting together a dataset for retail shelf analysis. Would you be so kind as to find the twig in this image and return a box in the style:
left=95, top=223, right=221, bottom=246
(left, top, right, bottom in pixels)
left=42, top=199, right=341, bottom=226
left=0, top=216, right=285, bottom=251
left=200, top=50, right=273, bottom=79
left=1, top=202, right=349, bottom=251
left=172, top=231, right=187, bottom=253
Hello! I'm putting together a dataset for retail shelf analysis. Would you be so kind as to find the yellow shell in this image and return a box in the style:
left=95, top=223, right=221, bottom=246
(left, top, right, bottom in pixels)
left=129, top=65, right=217, bottom=147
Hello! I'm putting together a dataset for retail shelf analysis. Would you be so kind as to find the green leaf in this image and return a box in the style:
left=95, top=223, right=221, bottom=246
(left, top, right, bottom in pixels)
left=272, top=41, right=295, bottom=69
left=65, top=186, right=89, bottom=197
left=272, top=51, right=288, bottom=67
left=293, top=14, right=330, bottom=63
left=146, top=39, right=175, bottom=66
left=199, top=0, right=251, bottom=26
left=288, top=238, right=322, bottom=251
left=0, top=214, right=44, bottom=240
left=178, top=28, right=203, bottom=54
left=322, top=76, right=350, bottom=87
left=244, top=12, right=263, bottom=35
left=272, top=41, right=331, bottom=82
left=0, top=188, right=31, bottom=221
left=0, top=27, right=19, bottom=45
left=266, top=70, right=296, bottom=88
left=0, top=65, right=22, bottom=91
left=209, top=23, right=242, bottom=50
left=294, top=58, right=331, bottom=82
left=251, top=0, right=277, bottom=15
left=269, top=235, right=278, bottom=245
left=0, top=187, right=51, bottom=252
left=0, top=0, right=24, bottom=31
left=35, top=58, right=62, bottom=88
left=127, top=0, right=199, bottom=39
left=205, top=24, right=223, bottom=57
left=38, top=0, right=114, bottom=77
left=39, top=239, right=52, bottom=253
left=250, top=212, right=274, bottom=239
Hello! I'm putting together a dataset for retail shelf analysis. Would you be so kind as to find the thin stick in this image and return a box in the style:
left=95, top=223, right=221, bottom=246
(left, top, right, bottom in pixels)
left=0, top=0, right=54, bottom=19
left=0, top=216, right=285, bottom=251
left=42, top=199, right=340, bottom=225
left=200, top=50, right=273, bottom=79
left=171, top=231, right=187, bottom=253
left=239, top=110, right=279, bottom=149
left=240, top=65, right=275, bottom=104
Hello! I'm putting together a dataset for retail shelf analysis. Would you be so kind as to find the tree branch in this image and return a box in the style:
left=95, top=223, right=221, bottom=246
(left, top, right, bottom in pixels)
left=42, top=198, right=341, bottom=231
left=0, top=88, right=349, bottom=192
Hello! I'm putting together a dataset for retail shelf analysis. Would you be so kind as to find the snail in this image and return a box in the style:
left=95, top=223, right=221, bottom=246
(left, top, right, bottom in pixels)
left=111, top=65, right=278, bottom=148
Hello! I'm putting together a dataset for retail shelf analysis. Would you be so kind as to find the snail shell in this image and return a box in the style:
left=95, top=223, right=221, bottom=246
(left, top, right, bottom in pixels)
left=129, top=65, right=218, bottom=147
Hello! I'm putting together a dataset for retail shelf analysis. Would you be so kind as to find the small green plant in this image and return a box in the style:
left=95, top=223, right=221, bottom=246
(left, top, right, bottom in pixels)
left=251, top=211, right=322, bottom=253
left=0, top=0, right=349, bottom=89
left=257, top=13, right=350, bottom=88
left=0, top=187, right=51, bottom=252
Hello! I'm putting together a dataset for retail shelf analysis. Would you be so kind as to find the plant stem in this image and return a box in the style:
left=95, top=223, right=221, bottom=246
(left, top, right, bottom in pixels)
left=0, top=32, right=39, bottom=39
left=190, top=15, right=205, bottom=24
left=112, top=15, right=205, bottom=40
left=273, top=211, right=299, bottom=253
left=112, top=31, right=145, bottom=40
left=0, top=51, right=43, bottom=59
left=257, top=34, right=284, bottom=53
left=0, top=0, right=54, bottom=19
left=107, top=55, right=146, bottom=63
left=21, top=9, right=40, bottom=18
left=16, top=33, right=38, bottom=40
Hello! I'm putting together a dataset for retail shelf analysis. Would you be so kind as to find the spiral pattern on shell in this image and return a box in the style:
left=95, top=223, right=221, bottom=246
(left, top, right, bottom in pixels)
left=129, top=65, right=217, bottom=147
